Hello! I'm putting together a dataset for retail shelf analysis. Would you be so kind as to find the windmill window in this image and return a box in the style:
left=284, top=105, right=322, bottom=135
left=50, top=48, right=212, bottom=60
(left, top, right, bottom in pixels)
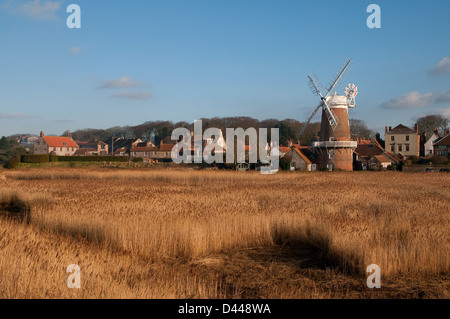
left=329, top=150, right=334, bottom=159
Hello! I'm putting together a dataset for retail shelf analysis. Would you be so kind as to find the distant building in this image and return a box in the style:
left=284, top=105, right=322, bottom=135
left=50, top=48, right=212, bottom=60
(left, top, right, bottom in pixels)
left=384, top=124, right=420, bottom=157
left=76, top=140, right=109, bottom=156
left=283, top=147, right=313, bottom=171
left=368, top=154, right=394, bottom=170
left=422, top=129, right=440, bottom=157
left=353, top=138, right=384, bottom=170
left=34, top=132, right=79, bottom=156
left=433, top=131, right=450, bottom=157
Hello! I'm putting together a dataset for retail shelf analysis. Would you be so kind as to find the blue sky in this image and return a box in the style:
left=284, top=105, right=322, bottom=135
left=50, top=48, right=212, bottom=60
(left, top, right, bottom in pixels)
left=0, top=0, right=449, bottom=137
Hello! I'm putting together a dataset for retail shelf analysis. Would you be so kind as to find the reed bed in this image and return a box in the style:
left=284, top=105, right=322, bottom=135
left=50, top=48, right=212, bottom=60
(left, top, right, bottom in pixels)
left=0, top=168, right=448, bottom=298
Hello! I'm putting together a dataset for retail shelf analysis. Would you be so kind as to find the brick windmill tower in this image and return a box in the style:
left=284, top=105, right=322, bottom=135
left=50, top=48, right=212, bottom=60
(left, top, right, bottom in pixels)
left=299, top=59, right=358, bottom=171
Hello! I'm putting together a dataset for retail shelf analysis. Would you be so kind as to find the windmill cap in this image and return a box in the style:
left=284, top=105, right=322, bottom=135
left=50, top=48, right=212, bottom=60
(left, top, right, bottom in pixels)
left=327, top=94, right=348, bottom=107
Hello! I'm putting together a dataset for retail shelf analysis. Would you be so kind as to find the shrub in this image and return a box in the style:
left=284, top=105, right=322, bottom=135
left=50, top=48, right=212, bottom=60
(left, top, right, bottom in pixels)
left=7, top=155, right=21, bottom=169
left=279, top=158, right=291, bottom=171
left=131, top=157, right=144, bottom=163
left=429, top=156, right=448, bottom=165
left=387, top=165, right=397, bottom=171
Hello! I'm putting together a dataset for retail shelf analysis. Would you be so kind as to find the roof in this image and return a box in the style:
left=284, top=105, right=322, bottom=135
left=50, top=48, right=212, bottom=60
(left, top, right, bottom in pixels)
left=433, top=134, right=450, bottom=146
left=355, top=138, right=384, bottom=158
left=383, top=152, right=402, bottom=164
left=159, top=143, right=176, bottom=152
left=373, top=154, right=392, bottom=163
left=131, top=147, right=152, bottom=152
left=74, top=148, right=96, bottom=155
left=278, top=146, right=291, bottom=154
left=388, top=124, right=417, bottom=133
left=43, top=136, right=78, bottom=148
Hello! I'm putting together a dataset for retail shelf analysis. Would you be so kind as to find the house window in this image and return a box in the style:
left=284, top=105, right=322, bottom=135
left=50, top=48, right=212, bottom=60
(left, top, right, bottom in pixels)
left=329, top=150, right=334, bottom=159
left=406, top=145, right=410, bottom=152
left=329, top=137, right=335, bottom=142
left=398, top=145, right=402, bottom=152
left=391, top=145, right=395, bottom=152
left=165, top=152, right=168, bottom=156
left=153, top=152, right=157, bottom=155
left=406, top=135, right=410, bottom=141
left=391, top=136, right=394, bottom=141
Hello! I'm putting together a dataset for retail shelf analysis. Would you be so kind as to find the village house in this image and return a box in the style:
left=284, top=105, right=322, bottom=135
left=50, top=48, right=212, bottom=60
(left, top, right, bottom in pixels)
left=384, top=124, right=420, bottom=157
left=107, top=138, right=143, bottom=156
left=353, top=138, right=384, bottom=170
left=283, top=147, right=313, bottom=171
left=368, top=154, right=394, bottom=170
left=33, top=132, right=79, bottom=156
left=74, top=140, right=109, bottom=156
left=148, top=142, right=176, bottom=162
left=433, top=131, right=450, bottom=157
left=422, top=129, right=440, bottom=157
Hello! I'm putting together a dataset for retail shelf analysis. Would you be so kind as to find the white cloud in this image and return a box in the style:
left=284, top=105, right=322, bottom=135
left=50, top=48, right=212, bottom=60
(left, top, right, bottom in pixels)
left=8, top=0, right=62, bottom=20
left=98, top=76, right=142, bottom=89
left=0, top=112, right=30, bottom=119
left=431, top=57, right=450, bottom=74
left=112, top=91, right=151, bottom=101
left=381, top=91, right=434, bottom=109
left=69, top=46, right=81, bottom=55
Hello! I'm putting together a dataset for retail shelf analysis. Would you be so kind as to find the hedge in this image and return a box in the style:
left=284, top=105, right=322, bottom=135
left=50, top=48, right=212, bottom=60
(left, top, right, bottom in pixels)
left=56, top=156, right=130, bottom=162
left=21, top=154, right=50, bottom=163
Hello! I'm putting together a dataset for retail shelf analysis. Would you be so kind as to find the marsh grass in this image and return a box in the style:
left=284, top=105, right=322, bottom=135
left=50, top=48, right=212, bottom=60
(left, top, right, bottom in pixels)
left=0, top=169, right=448, bottom=298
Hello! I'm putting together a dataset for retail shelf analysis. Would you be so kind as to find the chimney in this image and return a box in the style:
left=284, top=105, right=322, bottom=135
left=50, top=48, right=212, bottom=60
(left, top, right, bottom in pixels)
left=40, top=131, right=44, bottom=138
left=68, top=133, right=72, bottom=139
left=414, top=123, right=418, bottom=133
left=389, top=126, right=392, bottom=132
left=434, top=128, right=439, bottom=137
left=385, top=126, right=388, bottom=134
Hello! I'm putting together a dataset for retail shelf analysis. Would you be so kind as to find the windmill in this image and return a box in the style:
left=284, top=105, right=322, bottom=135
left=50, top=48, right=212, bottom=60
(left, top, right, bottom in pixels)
left=300, top=58, right=359, bottom=171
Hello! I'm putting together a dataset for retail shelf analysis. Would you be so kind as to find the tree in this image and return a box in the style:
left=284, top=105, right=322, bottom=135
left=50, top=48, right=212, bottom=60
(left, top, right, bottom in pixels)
left=298, top=122, right=321, bottom=146
left=0, top=136, right=10, bottom=150
left=416, top=115, right=448, bottom=136
left=350, top=119, right=374, bottom=140
left=274, top=120, right=298, bottom=146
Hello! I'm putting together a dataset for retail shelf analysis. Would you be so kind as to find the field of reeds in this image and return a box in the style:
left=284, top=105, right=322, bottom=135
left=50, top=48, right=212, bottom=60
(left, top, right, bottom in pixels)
left=0, top=168, right=448, bottom=299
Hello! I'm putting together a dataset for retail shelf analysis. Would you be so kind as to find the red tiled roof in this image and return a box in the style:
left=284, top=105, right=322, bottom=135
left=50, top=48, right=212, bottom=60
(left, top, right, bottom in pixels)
left=159, top=144, right=176, bottom=152
left=278, top=147, right=292, bottom=154
left=43, top=136, right=78, bottom=148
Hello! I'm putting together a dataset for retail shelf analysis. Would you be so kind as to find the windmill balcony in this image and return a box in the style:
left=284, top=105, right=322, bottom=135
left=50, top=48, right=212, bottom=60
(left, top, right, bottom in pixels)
left=311, top=141, right=357, bottom=148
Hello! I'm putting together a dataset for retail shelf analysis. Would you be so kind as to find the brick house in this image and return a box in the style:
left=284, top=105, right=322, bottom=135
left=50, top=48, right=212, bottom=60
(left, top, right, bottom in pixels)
left=33, top=132, right=79, bottom=156
left=433, top=132, right=450, bottom=157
